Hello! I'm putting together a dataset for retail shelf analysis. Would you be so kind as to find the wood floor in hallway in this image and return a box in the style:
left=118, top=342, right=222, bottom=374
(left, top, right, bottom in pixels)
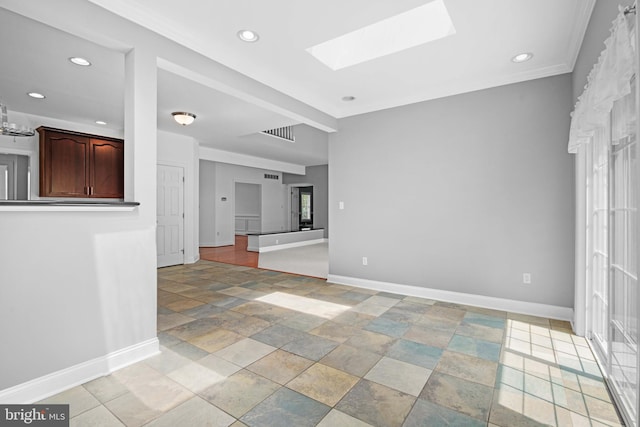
left=200, top=235, right=258, bottom=268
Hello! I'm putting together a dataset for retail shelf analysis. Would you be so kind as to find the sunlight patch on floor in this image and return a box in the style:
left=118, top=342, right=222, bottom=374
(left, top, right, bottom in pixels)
left=256, top=292, right=351, bottom=319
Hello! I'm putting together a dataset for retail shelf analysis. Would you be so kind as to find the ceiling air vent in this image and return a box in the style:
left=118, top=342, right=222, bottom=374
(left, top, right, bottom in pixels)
left=261, top=125, right=295, bottom=143
left=264, top=174, right=279, bottom=180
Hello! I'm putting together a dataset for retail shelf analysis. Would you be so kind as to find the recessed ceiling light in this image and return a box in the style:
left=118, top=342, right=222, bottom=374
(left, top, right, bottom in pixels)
left=307, top=0, right=455, bottom=70
left=95, top=120, right=107, bottom=125
left=342, top=96, right=356, bottom=102
left=27, top=92, right=46, bottom=99
left=69, top=57, right=91, bottom=66
left=237, top=29, right=259, bottom=43
left=511, top=52, right=533, bottom=63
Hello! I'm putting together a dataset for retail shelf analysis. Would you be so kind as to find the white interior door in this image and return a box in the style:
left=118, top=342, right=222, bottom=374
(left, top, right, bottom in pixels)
left=157, top=164, right=184, bottom=267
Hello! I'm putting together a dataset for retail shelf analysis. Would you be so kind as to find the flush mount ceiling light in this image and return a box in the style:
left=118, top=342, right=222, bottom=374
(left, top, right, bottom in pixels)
left=95, top=120, right=107, bottom=125
left=172, top=111, right=196, bottom=126
left=27, top=92, right=46, bottom=99
left=511, top=52, right=533, bottom=63
left=69, top=57, right=91, bottom=66
left=237, top=29, right=259, bottom=43
left=307, top=0, right=455, bottom=70
left=342, top=96, right=356, bottom=102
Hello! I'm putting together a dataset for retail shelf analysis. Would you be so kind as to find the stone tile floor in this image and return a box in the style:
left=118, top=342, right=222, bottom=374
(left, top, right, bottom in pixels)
left=40, top=261, right=623, bottom=426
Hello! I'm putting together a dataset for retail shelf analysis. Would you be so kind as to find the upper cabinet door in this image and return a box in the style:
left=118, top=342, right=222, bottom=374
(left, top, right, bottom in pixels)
left=89, top=138, right=124, bottom=198
left=38, top=127, right=124, bottom=199
left=40, top=130, right=89, bottom=197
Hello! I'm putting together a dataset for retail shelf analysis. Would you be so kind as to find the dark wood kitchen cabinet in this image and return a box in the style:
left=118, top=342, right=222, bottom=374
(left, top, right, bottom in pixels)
left=37, top=126, right=124, bottom=198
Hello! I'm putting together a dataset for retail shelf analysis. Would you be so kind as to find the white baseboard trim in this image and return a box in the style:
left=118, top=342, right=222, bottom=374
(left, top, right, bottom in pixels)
left=327, top=274, right=573, bottom=321
left=186, top=254, right=200, bottom=264
left=259, top=238, right=327, bottom=253
left=0, top=338, right=159, bottom=404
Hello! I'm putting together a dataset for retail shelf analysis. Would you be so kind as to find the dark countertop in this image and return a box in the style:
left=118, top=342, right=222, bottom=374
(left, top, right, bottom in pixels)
left=248, top=228, right=324, bottom=236
left=0, top=200, right=140, bottom=207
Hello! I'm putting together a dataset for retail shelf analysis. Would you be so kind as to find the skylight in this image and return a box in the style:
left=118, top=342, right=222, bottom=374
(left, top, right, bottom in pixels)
left=306, top=0, right=456, bottom=70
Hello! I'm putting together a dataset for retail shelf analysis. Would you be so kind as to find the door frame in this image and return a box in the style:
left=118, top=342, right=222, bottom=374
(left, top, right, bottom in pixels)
left=286, top=183, right=314, bottom=232
left=0, top=146, right=36, bottom=199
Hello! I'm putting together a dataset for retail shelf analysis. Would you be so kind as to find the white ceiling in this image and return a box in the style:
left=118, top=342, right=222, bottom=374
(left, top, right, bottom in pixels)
left=0, top=0, right=595, bottom=167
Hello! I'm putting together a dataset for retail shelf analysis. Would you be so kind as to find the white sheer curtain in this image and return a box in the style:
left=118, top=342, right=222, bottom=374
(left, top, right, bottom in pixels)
left=568, top=8, right=636, bottom=154
left=570, top=6, right=638, bottom=426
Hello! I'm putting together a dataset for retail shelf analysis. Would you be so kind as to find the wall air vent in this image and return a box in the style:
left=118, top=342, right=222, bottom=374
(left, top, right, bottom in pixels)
left=261, top=125, right=295, bottom=143
left=264, top=174, right=279, bottom=180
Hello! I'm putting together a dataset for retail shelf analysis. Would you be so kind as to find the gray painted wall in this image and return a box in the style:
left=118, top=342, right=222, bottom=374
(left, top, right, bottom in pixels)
left=329, top=74, right=575, bottom=308
left=572, top=0, right=635, bottom=103
left=235, top=182, right=260, bottom=215
left=284, top=164, right=329, bottom=237
left=199, top=160, right=216, bottom=246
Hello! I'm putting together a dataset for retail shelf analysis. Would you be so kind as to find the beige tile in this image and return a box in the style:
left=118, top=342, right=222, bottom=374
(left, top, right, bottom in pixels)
left=552, top=383, right=588, bottom=416
left=144, top=347, right=192, bottom=374
left=577, top=376, right=610, bottom=401
left=167, top=362, right=231, bottom=393
left=436, top=350, right=497, bottom=387
left=189, top=328, right=243, bottom=353
left=83, top=375, right=128, bottom=404
left=350, top=301, right=392, bottom=316
left=332, top=311, right=375, bottom=328
left=364, top=357, right=431, bottom=396
left=420, top=372, right=492, bottom=421
left=213, top=338, right=276, bottom=367
left=531, top=344, right=556, bottom=363
left=317, top=409, right=374, bottom=427
left=584, top=395, right=622, bottom=425
left=158, top=282, right=196, bottom=293
left=246, top=349, right=313, bottom=385
left=310, top=321, right=359, bottom=343
left=70, top=405, right=125, bottom=427
left=555, top=406, right=591, bottom=427
left=38, top=385, right=101, bottom=418
left=320, top=344, right=382, bottom=377
left=529, top=333, right=552, bottom=348
left=157, top=312, right=195, bottom=331
left=550, top=329, right=574, bottom=343
left=198, top=354, right=242, bottom=377
left=522, top=357, right=551, bottom=381
left=363, top=295, right=400, bottom=308
left=287, top=363, right=359, bottom=406
left=336, top=380, right=415, bottom=427
left=164, top=297, right=206, bottom=312
left=345, top=329, right=396, bottom=355
left=404, top=325, right=453, bottom=348
left=144, top=396, right=235, bottom=427
left=507, top=313, right=550, bottom=327
left=105, top=393, right=163, bottom=427
left=523, top=393, right=556, bottom=426
left=550, top=319, right=573, bottom=332
left=222, top=316, right=271, bottom=336
left=111, top=363, right=193, bottom=412
left=200, top=370, right=280, bottom=418
left=500, top=349, right=524, bottom=370
left=455, top=322, right=504, bottom=344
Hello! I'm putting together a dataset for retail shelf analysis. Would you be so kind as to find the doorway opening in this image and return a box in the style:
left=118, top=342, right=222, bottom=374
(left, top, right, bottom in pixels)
left=290, top=185, right=313, bottom=231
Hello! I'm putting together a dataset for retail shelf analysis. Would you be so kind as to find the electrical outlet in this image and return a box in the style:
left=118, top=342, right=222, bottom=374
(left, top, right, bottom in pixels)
left=339, top=201, right=345, bottom=210
left=362, top=257, right=368, bottom=266
left=276, top=239, right=279, bottom=244
left=523, top=273, right=531, bottom=284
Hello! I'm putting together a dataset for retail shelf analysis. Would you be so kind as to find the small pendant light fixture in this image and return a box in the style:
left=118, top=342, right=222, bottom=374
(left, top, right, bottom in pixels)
left=172, top=111, right=196, bottom=126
